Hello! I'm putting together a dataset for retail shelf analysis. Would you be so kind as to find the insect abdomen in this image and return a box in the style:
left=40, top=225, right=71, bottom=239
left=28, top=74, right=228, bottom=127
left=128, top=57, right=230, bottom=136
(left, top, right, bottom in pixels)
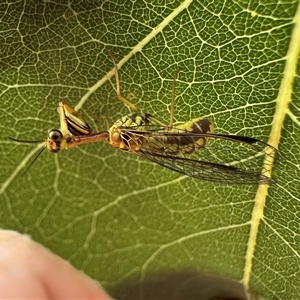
left=145, top=118, right=214, bottom=156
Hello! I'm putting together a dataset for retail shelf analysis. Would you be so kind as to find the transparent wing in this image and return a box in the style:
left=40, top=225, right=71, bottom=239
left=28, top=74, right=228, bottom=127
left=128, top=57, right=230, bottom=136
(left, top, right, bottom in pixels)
left=137, top=151, right=270, bottom=184
left=121, top=127, right=276, bottom=184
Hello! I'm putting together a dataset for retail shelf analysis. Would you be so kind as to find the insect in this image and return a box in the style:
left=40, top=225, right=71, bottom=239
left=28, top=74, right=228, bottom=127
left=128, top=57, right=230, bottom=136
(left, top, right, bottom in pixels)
left=9, top=54, right=276, bottom=184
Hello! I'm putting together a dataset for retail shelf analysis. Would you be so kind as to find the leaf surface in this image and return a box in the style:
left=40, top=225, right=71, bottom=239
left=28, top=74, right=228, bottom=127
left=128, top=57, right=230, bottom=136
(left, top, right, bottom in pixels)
left=1, top=1, right=299, bottom=298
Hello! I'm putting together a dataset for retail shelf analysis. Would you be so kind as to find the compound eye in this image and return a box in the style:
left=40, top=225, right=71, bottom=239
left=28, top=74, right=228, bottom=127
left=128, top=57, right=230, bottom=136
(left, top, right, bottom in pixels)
left=48, top=129, right=63, bottom=142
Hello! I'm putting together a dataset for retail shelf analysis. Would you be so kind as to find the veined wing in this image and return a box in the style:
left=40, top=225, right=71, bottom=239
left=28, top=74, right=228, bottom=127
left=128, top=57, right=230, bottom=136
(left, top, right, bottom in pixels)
left=119, top=127, right=276, bottom=184
left=137, top=152, right=270, bottom=184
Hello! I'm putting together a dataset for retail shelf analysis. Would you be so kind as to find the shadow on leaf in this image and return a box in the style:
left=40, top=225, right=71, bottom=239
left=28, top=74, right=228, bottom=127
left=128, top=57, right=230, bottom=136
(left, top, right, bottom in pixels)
left=111, top=270, right=247, bottom=300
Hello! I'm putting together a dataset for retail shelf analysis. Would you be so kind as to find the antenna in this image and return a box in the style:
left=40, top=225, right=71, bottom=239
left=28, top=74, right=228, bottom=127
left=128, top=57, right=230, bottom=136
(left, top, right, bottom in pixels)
left=8, top=136, right=45, bottom=174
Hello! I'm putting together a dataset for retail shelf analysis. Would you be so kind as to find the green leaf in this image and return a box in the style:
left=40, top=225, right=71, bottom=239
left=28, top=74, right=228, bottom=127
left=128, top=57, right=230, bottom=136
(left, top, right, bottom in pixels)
left=1, top=0, right=299, bottom=298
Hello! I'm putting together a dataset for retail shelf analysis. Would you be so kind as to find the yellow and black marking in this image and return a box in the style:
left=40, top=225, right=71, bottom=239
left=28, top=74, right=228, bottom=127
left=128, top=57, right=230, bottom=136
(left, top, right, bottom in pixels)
left=152, top=118, right=214, bottom=155
left=9, top=54, right=276, bottom=184
left=63, top=103, right=92, bottom=136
